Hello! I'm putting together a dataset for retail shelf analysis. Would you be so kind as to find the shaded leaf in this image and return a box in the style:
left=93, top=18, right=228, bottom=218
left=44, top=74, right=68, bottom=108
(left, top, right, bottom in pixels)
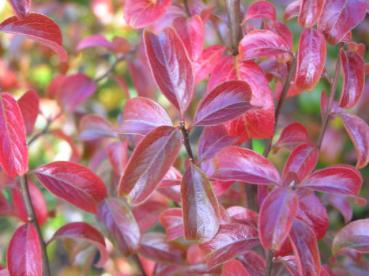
left=79, top=114, right=116, bottom=141
left=221, top=259, right=249, bottom=276
left=106, top=141, right=128, bottom=175
left=274, top=122, right=310, bottom=151
left=17, top=90, right=39, bottom=135
left=243, top=0, right=276, bottom=22
left=284, top=1, right=300, bottom=21
left=133, top=199, right=168, bottom=232
left=160, top=208, right=184, bottom=241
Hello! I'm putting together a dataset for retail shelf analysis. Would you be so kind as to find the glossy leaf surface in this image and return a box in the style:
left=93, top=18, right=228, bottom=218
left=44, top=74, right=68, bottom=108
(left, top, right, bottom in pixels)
left=298, top=0, right=324, bottom=27
left=118, top=126, right=182, bottom=205
left=244, top=0, right=276, bottom=22
left=34, top=161, right=107, bottom=213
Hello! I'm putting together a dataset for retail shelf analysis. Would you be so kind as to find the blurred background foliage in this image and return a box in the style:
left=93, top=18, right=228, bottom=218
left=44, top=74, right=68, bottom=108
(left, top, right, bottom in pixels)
left=0, top=0, right=369, bottom=275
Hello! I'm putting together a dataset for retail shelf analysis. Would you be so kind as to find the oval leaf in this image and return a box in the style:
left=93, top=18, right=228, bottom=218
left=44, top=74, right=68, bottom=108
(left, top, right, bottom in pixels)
left=144, top=28, right=194, bottom=114
left=298, top=0, right=324, bottom=28
left=120, top=97, right=172, bottom=136
left=0, top=13, right=67, bottom=61
left=259, top=187, right=299, bottom=250
left=7, top=224, right=42, bottom=276
left=243, top=0, right=276, bottom=22
left=181, top=162, right=220, bottom=242
left=79, top=114, right=116, bottom=141
left=274, top=122, right=310, bottom=151
left=97, top=198, right=140, bottom=255
left=222, top=259, right=249, bottom=276
left=211, top=146, right=280, bottom=185
left=194, top=81, right=254, bottom=126
left=295, top=28, right=326, bottom=91
left=0, top=92, right=28, bottom=177
left=34, top=161, right=107, bottom=213
left=160, top=208, right=184, bottom=241
left=18, top=90, right=39, bottom=135
left=50, top=222, right=108, bottom=267
left=118, top=126, right=182, bottom=205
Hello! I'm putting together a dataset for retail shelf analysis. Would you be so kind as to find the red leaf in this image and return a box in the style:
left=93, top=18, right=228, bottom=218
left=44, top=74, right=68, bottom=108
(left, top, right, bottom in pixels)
left=325, top=194, right=353, bottom=223
left=79, top=114, right=116, bottom=141
left=77, top=34, right=115, bottom=52
left=238, top=251, right=266, bottom=276
left=181, top=162, right=220, bottom=242
left=127, top=59, right=157, bottom=98
left=297, top=193, right=328, bottom=240
left=7, top=224, right=42, bottom=276
left=340, top=112, right=369, bottom=169
left=118, top=126, right=182, bottom=205
left=243, top=0, right=276, bottom=22
left=198, top=125, right=238, bottom=161
left=120, top=97, right=172, bottom=136
left=57, top=73, right=97, bottom=112
left=12, top=181, right=48, bottom=225
left=173, top=15, right=204, bottom=61
left=318, top=0, right=369, bottom=44
left=144, top=28, right=194, bottom=115
left=295, top=28, right=326, bottom=91
left=211, top=146, right=280, bottom=185
left=221, top=259, right=249, bottom=276
left=159, top=208, right=184, bottom=241
left=282, top=143, right=319, bottom=184
left=124, top=0, right=172, bottom=29
left=0, top=92, right=28, bottom=177
left=239, top=30, right=291, bottom=60
left=50, top=222, right=108, bottom=267
left=139, top=233, right=184, bottom=263
left=339, top=49, right=365, bottom=108
left=133, top=199, right=168, bottom=231
left=332, top=218, right=369, bottom=254
left=7, top=0, right=31, bottom=18
left=195, top=45, right=226, bottom=83
left=97, top=198, right=140, bottom=255
left=0, top=13, right=67, bottom=62
left=274, top=122, right=310, bottom=151
left=298, top=0, right=324, bottom=28
left=289, top=220, right=321, bottom=276
left=258, top=187, right=299, bottom=250
left=194, top=81, right=254, bottom=126
left=284, top=1, right=300, bottom=21
left=199, top=223, right=258, bottom=269
left=106, top=141, right=128, bottom=175
left=34, top=161, right=107, bottom=213
left=17, top=90, right=39, bottom=135
left=301, top=165, right=362, bottom=196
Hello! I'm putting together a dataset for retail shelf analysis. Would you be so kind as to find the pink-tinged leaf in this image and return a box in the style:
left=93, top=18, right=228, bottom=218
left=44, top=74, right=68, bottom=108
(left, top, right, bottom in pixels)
left=0, top=13, right=67, bottom=62
left=297, top=193, right=328, bottom=240
left=51, top=129, right=81, bottom=162
left=339, top=112, right=369, bottom=169
left=274, top=122, right=310, bottom=151
left=194, top=81, right=254, bottom=126
left=160, top=208, right=184, bottom=241
left=200, top=223, right=258, bottom=269
left=50, top=222, right=108, bottom=267
left=159, top=166, right=182, bottom=187
left=318, top=0, right=369, bottom=44
left=133, top=199, right=168, bottom=231
left=7, top=224, right=42, bottom=276
left=295, top=28, right=326, bottom=91
left=277, top=256, right=300, bottom=276
left=79, top=114, right=116, bottom=141
left=239, top=30, right=291, bottom=60
left=118, top=126, right=182, bottom=205
left=211, top=146, right=280, bottom=185
left=97, top=198, right=140, bottom=255
left=181, top=162, right=220, bottom=242
left=139, top=233, right=184, bottom=263
left=227, top=206, right=258, bottom=227
left=12, top=181, right=48, bottom=225
left=325, top=194, right=353, bottom=223
left=339, top=49, right=365, bottom=108
left=124, top=0, right=172, bottom=28
left=0, top=92, right=28, bottom=177
left=106, top=141, right=128, bottom=175
left=332, top=219, right=369, bottom=255
left=7, top=0, right=31, bottom=18
left=144, top=28, right=194, bottom=114
left=17, top=90, right=39, bottom=135
left=269, top=21, right=293, bottom=49
left=77, top=34, right=114, bottom=51
left=243, top=0, right=276, bottom=22
left=238, top=251, right=266, bottom=276
left=221, top=259, right=249, bottom=276
left=282, top=143, right=319, bottom=184
left=298, top=0, right=324, bottom=28
left=173, top=15, right=204, bottom=61
left=284, top=0, right=300, bottom=21
left=57, top=73, right=96, bottom=112
left=195, top=45, right=226, bottom=83
left=120, top=97, right=172, bottom=136
left=34, top=161, right=107, bottom=213
left=258, top=187, right=299, bottom=250
left=127, top=59, right=157, bottom=98
left=198, top=125, right=238, bottom=161
left=301, top=165, right=362, bottom=196
left=289, top=219, right=321, bottom=276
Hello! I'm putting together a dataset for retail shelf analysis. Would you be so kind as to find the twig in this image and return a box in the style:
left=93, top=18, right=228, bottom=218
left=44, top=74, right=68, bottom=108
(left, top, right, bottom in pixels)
left=28, top=112, right=62, bottom=146
left=265, top=250, right=273, bottom=276
left=179, top=121, right=194, bottom=160
left=131, top=254, right=146, bottom=276
left=95, top=55, right=126, bottom=83
left=225, top=0, right=242, bottom=55
left=20, top=174, right=51, bottom=276
left=184, top=0, right=191, bottom=17
left=317, top=44, right=343, bottom=149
